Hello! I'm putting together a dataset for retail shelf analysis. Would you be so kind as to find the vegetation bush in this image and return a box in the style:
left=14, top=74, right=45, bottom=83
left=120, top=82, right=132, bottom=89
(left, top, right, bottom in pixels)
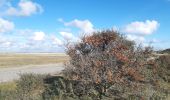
left=0, top=73, right=46, bottom=100
left=16, top=73, right=45, bottom=100
left=43, top=76, right=79, bottom=100
left=156, top=55, right=170, bottom=82
left=63, top=30, right=169, bottom=99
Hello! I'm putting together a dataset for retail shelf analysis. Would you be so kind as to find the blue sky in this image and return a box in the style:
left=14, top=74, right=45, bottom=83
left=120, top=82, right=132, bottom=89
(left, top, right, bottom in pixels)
left=0, top=0, right=170, bottom=52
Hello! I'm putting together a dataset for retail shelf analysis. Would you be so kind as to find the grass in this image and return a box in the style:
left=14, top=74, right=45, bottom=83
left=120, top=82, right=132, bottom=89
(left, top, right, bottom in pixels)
left=0, top=82, right=16, bottom=91
left=0, top=74, right=46, bottom=100
left=0, top=53, right=69, bottom=68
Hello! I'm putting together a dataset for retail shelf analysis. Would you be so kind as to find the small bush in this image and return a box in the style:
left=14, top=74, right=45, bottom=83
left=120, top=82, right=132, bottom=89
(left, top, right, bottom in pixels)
left=16, top=73, right=45, bottom=100
left=156, top=55, right=170, bottom=82
left=0, top=73, right=46, bottom=100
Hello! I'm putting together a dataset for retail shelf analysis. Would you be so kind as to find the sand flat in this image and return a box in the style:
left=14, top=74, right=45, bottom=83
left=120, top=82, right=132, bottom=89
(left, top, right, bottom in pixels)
left=0, top=63, right=64, bottom=82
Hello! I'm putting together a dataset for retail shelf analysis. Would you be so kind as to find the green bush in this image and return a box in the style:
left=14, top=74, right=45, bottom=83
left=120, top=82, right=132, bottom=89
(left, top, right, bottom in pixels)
left=0, top=73, right=46, bottom=100
left=16, top=73, right=45, bottom=100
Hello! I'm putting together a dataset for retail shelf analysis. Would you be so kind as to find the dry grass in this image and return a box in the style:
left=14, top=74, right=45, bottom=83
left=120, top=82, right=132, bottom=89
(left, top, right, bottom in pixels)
left=0, top=53, right=69, bottom=68
left=0, top=81, right=16, bottom=91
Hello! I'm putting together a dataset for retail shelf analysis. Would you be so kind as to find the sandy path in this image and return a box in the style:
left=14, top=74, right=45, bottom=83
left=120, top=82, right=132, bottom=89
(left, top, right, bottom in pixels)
left=0, top=63, right=64, bottom=82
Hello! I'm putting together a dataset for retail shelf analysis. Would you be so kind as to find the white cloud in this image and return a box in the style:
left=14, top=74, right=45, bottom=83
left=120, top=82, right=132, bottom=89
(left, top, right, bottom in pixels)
left=52, top=37, right=63, bottom=46
left=59, top=31, right=81, bottom=43
left=2, top=41, right=12, bottom=47
left=16, top=29, right=33, bottom=35
left=123, top=20, right=159, bottom=35
left=0, top=18, right=14, bottom=33
left=127, top=34, right=145, bottom=42
left=64, top=19, right=94, bottom=33
left=59, top=31, right=74, bottom=40
left=33, top=31, right=45, bottom=41
left=0, top=30, right=66, bottom=52
left=6, top=0, right=43, bottom=16
left=0, top=36, right=13, bottom=47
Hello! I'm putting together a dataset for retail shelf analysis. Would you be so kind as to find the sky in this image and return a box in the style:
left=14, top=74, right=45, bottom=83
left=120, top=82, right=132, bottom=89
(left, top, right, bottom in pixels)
left=0, top=0, right=170, bottom=52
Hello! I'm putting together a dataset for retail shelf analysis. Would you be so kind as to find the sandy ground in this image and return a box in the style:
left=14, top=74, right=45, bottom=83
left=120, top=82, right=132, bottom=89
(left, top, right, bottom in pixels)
left=0, top=63, right=64, bottom=83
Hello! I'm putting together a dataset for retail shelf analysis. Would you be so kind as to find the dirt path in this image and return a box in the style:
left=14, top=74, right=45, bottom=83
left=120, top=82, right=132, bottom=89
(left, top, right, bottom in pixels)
left=0, top=63, right=64, bottom=83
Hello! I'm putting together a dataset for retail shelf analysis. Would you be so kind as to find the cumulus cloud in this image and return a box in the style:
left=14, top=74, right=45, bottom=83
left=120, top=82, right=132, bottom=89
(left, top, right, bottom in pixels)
left=16, top=29, right=33, bottom=35
left=59, top=31, right=74, bottom=40
left=0, top=36, right=13, bottom=48
left=123, top=20, right=159, bottom=35
left=126, top=34, right=145, bottom=42
left=59, top=31, right=81, bottom=43
left=6, top=0, right=43, bottom=16
left=64, top=19, right=95, bottom=33
left=2, top=41, right=12, bottom=47
left=0, top=18, right=14, bottom=33
left=33, top=31, right=45, bottom=41
left=0, top=29, right=66, bottom=52
left=52, top=37, right=63, bottom=46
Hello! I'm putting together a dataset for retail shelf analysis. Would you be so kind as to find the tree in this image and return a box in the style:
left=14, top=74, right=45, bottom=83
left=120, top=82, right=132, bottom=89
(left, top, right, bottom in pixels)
left=63, top=30, right=159, bottom=99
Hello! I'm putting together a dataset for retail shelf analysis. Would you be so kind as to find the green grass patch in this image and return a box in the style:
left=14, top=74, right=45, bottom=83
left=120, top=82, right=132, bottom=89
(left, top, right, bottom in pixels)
left=0, top=82, right=16, bottom=91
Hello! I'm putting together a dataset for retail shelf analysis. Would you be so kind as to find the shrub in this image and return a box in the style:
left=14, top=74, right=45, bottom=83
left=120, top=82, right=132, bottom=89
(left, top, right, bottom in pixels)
left=156, top=55, right=170, bottom=82
left=16, top=73, right=45, bottom=100
left=63, top=30, right=165, bottom=99
left=0, top=73, right=46, bottom=100
left=43, top=76, right=79, bottom=100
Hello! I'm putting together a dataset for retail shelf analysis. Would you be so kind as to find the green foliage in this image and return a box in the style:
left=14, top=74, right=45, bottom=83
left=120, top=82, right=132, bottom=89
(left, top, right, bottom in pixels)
left=0, top=73, right=46, bottom=100
left=16, top=73, right=45, bottom=100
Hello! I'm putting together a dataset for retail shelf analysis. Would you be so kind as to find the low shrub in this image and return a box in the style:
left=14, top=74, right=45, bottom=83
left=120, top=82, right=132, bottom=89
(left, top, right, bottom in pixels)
left=16, top=73, right=45, bottom=100
left=0, top=73, right=46, bottom=100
